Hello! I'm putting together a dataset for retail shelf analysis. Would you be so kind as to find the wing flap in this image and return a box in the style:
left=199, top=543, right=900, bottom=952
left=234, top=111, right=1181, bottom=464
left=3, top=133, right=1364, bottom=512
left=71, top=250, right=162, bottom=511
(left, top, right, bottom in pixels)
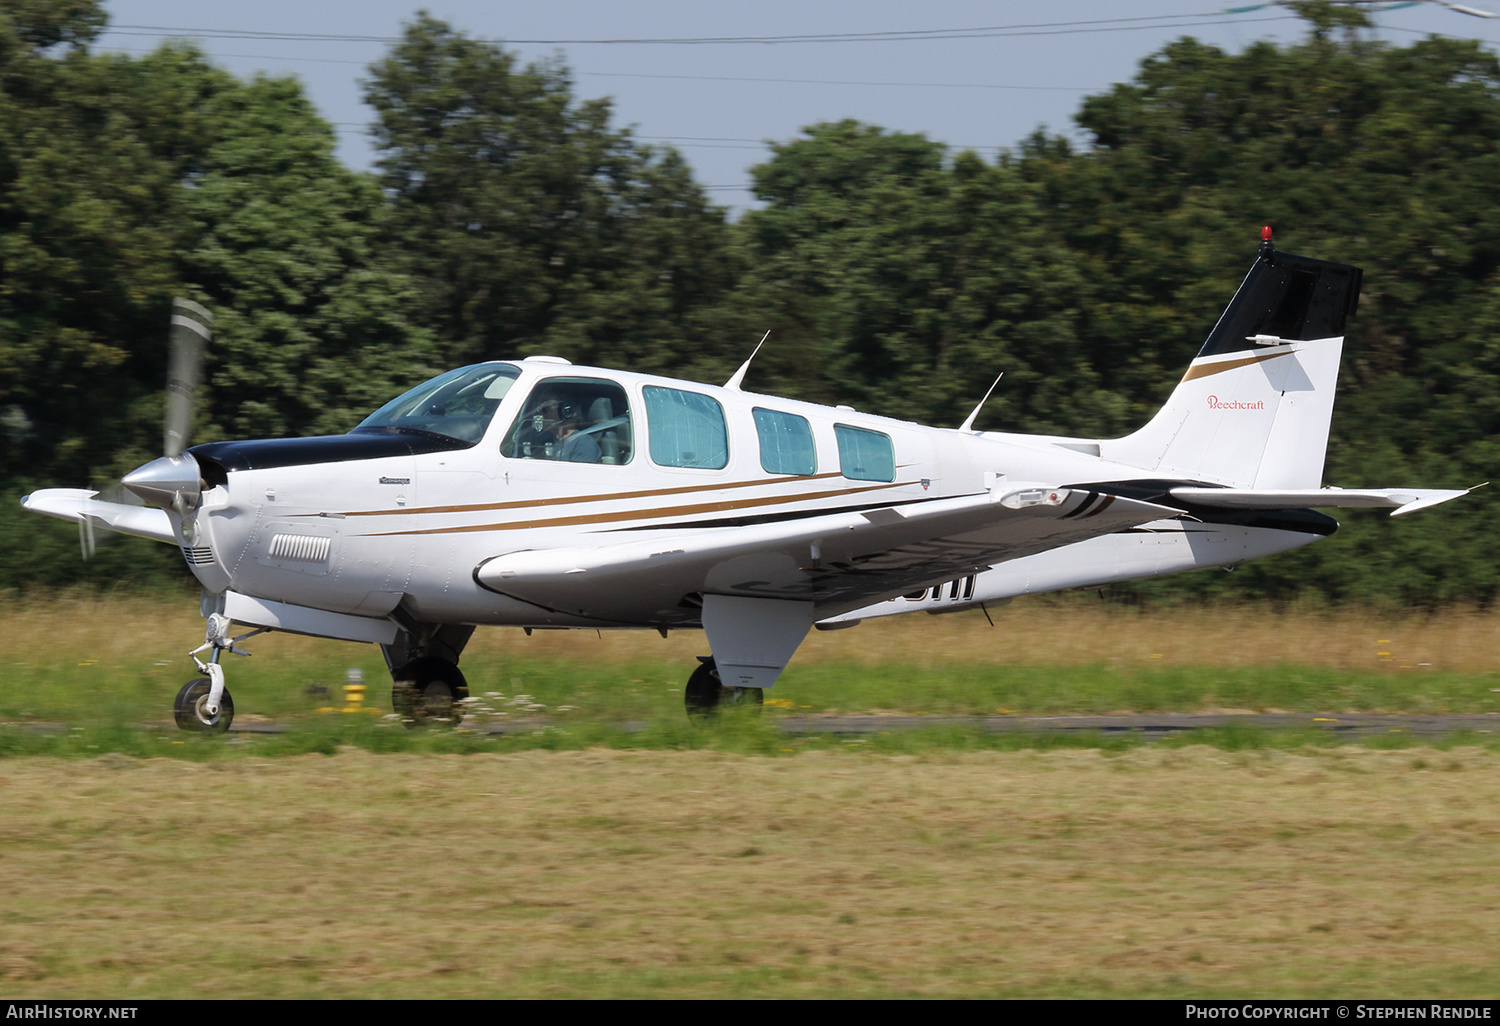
left=475, top=482, right=1182, bottom=622
left=1170, top=486, right=1472, bottom=517
left=21, top=488, right=178, bottom=544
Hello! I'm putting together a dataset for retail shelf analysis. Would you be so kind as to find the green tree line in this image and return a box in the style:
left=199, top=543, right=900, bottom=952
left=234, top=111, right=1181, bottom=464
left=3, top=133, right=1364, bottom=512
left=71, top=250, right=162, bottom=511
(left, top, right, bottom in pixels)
left=0, top=1, right=1492, bottom=606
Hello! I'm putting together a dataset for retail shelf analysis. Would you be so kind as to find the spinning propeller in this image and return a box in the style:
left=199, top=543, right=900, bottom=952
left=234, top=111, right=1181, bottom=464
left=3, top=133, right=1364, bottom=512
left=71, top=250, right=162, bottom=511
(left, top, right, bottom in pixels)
left=165, top=298, right=210, bottom=459
left=120, top=298, right=213, bottom=520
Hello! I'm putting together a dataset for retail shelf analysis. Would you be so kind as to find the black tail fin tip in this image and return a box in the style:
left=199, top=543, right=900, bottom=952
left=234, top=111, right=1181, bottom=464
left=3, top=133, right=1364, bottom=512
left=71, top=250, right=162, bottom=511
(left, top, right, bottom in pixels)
left=1197, top=245, right=1363, bottom=360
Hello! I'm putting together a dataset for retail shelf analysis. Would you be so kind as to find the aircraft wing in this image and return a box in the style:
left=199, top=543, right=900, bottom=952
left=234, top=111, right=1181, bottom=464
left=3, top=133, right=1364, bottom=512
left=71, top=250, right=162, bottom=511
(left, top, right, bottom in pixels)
left=475, top=483, right=1182, bottom=623
left=20, top=488, right=177, bottom=544
left=1170, top=486, right=1473, bottom=517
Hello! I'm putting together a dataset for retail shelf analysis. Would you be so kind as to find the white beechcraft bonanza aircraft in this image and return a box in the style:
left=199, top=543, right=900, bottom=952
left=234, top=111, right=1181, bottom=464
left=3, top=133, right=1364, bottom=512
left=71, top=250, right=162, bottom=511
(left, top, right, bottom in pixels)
left=21, top=228, right=1473, bottom=732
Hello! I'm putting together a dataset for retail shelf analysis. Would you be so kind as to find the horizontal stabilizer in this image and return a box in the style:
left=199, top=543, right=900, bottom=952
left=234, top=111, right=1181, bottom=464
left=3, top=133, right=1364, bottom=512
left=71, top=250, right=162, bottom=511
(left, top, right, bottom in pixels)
left=1170, top=486, right=1472, bottom=517
left=20, top=488, right=177, bottom=544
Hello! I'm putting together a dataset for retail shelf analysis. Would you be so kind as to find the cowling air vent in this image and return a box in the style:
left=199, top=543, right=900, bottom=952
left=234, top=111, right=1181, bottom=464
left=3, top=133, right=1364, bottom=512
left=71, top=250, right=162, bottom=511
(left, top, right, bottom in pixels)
left=269, top=534, right=332, bottom=563
left=182, top=546, right=215, bottom=566
left=255, top=523, right=338, bottom=576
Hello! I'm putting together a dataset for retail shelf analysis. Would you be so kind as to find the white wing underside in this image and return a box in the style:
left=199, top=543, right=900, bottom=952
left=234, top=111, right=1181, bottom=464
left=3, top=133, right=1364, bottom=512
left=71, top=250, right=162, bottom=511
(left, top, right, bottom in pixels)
left=21, top=488, right=176, bottom=544
left=476, top=483, right=1183, bottom=624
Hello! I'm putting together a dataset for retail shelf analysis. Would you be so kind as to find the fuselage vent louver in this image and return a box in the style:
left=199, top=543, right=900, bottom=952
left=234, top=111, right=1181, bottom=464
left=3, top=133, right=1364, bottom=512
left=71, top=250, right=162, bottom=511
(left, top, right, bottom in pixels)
left=269, top=534, right=332, bottom=563
left=182, top=546, right=215, bottom=566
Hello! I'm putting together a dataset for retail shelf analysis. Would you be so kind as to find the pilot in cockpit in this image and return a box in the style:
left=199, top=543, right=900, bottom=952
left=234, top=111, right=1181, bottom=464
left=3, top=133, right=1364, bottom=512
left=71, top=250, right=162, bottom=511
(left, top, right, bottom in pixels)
left=528, top=397, right=601, bottom=463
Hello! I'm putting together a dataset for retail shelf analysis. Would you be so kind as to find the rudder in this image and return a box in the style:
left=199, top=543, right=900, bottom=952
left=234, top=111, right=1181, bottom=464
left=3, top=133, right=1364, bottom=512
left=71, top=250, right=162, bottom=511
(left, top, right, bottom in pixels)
left=1100, top=233, right=1362, bottom=489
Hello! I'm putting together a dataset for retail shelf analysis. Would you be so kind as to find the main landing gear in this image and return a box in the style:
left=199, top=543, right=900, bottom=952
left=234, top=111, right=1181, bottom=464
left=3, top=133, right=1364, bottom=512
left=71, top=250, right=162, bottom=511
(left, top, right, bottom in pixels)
left=381, top=623, right=474, bottom=728
left=174, top=613, right=266, bottom=734
left=391, top=657, right=469, bottom=727
left=684, top=657, right=764, bottom=719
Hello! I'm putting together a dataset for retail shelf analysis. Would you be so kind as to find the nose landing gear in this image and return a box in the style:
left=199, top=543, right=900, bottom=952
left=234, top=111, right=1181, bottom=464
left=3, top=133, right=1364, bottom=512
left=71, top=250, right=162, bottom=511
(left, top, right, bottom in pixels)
left=176, top=613, right=267, bottom=734
left=174, top=676, right=235, bottom=733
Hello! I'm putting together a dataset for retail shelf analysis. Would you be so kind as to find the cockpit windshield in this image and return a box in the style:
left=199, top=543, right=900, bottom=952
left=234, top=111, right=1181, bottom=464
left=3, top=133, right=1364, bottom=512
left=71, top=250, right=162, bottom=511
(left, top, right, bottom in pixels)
left=351, top=363, right=521, bottom=445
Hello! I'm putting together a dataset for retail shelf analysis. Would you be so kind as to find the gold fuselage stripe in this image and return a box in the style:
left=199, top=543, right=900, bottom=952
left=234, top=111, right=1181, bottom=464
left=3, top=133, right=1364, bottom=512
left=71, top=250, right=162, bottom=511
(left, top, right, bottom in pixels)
left=363, top=480, right=914, bottom=536
left=300, top=470, right=849, bottom=519
left=1179, top=349, right=1293, bottom=382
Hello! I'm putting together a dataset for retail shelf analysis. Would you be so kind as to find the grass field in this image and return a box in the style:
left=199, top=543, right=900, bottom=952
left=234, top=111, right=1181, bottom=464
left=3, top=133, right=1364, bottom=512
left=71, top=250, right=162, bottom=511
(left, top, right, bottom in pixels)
left=2, top=746, right=1498, bottom=998
left=1, top=593, right=1498, bottom=997
left=4, top=590, right=1500, bottom=731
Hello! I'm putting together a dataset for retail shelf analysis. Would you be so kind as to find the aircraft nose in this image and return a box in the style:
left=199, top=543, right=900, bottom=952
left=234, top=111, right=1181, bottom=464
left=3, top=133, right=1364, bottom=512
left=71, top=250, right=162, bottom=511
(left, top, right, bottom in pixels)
left=122, top=453, right=203, bottom=511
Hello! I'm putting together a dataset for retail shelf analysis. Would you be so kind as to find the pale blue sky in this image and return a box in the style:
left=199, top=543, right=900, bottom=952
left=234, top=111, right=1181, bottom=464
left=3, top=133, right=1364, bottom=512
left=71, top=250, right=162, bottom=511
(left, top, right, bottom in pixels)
left=98, top=1, right=1500, bottom=214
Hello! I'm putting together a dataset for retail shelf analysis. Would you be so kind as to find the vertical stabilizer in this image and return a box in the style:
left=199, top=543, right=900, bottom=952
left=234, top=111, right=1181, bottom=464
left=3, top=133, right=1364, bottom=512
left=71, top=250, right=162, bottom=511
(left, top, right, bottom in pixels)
left=1100, top=234, right=1362, bottom=489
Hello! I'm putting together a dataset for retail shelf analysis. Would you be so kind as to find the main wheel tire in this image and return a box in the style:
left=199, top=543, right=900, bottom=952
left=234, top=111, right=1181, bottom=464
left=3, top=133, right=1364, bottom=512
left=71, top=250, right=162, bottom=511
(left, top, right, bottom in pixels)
left=684, top=660, right=764, bottom=719
left=391, top=657, right=469, bottom=728
left=173, top=677, right=234, bottom=734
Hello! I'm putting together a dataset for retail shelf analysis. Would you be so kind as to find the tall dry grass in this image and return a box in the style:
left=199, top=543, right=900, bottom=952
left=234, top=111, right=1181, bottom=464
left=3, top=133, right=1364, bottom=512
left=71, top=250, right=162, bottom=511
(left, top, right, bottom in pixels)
left=6, top=591, right=1495, bottom=673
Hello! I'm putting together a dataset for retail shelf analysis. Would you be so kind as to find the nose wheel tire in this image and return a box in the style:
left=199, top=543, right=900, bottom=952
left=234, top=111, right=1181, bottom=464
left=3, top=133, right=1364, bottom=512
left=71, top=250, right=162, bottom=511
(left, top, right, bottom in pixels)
left=684, top=659, right=764, bottom=719
left=391, top=657, right=469, bottom=728
left=174, top=677, right=234, bottom=734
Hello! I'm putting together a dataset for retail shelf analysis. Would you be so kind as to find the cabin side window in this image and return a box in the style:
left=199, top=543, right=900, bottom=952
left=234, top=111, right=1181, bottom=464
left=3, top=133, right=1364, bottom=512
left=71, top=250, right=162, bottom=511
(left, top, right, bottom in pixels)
left=500, top=377, right=633, bottom=464
left=752, top=408, right=817, bottom=476
left=643, top=386, right=728, bottom=469
left=834, top=424, right=894, bottom=482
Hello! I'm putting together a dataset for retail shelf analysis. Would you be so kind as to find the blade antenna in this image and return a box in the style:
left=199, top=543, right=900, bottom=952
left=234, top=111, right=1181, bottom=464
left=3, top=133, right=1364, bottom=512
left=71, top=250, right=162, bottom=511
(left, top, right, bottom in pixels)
left=724, top=331, right=770, bottom=391
left=958, top=372, right=1004, bottom=433
left=165, top=298, right=212, bottom=457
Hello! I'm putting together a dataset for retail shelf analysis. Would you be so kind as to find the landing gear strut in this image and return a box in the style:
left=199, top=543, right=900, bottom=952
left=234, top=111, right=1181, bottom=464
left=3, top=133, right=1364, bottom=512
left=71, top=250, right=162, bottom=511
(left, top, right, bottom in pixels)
left=684, top=657, right=764, bottom=719
left=382, top=622, right=474, bottom=728
left=391, top=657, right=469, bottom=727
left=175, top=613, right=266, bottom=734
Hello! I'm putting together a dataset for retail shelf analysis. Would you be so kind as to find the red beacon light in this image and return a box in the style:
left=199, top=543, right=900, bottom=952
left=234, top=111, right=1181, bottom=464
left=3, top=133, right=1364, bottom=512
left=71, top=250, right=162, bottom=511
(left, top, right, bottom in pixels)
left=1259, top=224, right=1275, bottom=257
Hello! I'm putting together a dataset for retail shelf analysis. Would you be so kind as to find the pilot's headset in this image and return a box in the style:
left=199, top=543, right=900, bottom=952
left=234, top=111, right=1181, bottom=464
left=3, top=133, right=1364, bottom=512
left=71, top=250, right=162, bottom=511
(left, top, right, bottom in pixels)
left=528, top=397, right=571, bottom=433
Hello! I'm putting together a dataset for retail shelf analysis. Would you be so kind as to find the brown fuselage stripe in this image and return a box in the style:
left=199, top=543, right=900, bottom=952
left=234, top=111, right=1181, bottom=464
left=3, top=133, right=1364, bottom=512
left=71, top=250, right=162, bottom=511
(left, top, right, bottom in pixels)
left=1179, top=349, right=1293, bottom=382
left=292, top=470, right=848, bottom=518
left=363, top=480, right=914, bottom=536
